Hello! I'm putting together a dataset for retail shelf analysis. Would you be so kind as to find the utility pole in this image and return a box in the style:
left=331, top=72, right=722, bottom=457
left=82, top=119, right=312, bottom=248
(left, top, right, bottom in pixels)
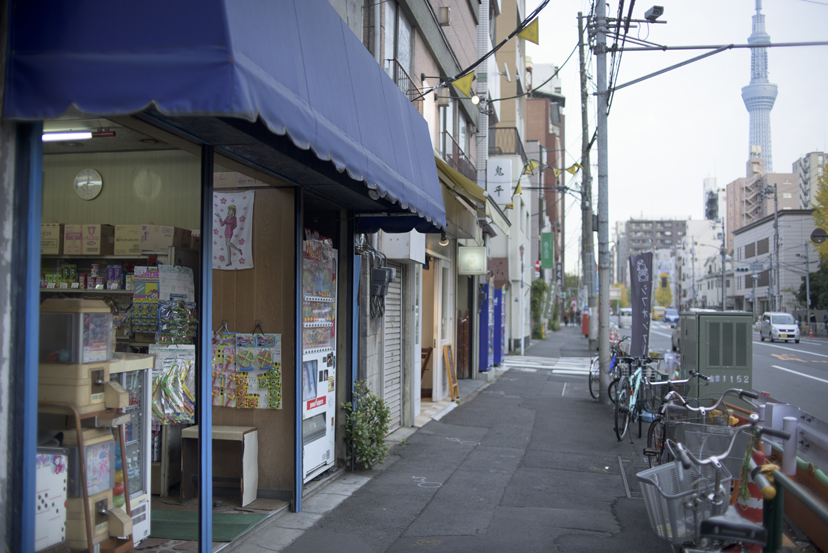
left=805, top=243, right=811, bottom=325
left=691, top=247, right=696, bottom=308
left=577, top=13, right=598, bottom=354
left=773, top=183, right=780, bottom=311
left=721, top=218, right=727, bottom=310
left=595, top=0, right=610, bottom=397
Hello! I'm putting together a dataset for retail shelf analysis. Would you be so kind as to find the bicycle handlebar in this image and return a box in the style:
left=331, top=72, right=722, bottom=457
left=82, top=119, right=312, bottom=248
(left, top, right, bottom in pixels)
left=662, top=387, right=757, bottom=414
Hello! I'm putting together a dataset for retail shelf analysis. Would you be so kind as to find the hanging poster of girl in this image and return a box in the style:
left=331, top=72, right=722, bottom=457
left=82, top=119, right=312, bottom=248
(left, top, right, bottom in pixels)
left=212, top=191, right=254, bottom=270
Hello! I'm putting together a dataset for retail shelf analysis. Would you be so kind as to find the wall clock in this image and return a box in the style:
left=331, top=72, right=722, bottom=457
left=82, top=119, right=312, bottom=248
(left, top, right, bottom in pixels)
left=74, top=168, right=103, bottom=201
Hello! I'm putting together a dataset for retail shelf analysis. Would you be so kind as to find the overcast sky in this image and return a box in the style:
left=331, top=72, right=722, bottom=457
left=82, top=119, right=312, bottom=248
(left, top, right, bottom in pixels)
left=524, top=0, right=828, bottom=275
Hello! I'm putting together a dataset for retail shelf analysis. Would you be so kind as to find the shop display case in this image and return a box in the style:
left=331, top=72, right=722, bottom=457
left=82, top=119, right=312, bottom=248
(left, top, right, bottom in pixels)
left=301, top=237, right=337, bottom=482
left=110, top=352, right=153, bottom=542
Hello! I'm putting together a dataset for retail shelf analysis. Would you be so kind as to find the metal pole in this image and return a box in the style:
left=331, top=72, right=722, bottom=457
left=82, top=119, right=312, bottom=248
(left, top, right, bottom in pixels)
left=805, top=243, right=811, bottom=327
left=721, top=220, right=726, bottom=310
left=753, top=274, right=757, bottom=321
left=691, top=247, right=696, bottom=308
left=595, top=0, right=610, bottom=394
left=774, top=183, right=780, bottom=311
left=577, top=12, right=598, bottom=352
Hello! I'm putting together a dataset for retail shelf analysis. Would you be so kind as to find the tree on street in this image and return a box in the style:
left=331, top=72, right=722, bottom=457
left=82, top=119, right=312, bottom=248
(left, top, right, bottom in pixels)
left=812, top=170, right=828, bottom=260
left=655, top=272, right=673, bottom=307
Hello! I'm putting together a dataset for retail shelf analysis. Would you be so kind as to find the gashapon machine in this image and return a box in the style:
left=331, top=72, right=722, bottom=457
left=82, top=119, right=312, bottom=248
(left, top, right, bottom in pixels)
left=301, top=231, right=338, bottom=482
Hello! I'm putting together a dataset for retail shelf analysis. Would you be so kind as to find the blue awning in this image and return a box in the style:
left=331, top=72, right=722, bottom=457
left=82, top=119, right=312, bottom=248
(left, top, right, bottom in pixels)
left=4, top=0, right=445, bottom=232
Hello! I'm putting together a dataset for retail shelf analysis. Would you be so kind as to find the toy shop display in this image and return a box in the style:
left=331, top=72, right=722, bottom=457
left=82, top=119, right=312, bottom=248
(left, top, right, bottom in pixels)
left=211, top=331, right=282, bottom=409
left=133, top=266, right=159, bottom=335
left=62, top=428, right=116, bottom=497
left=39, top=299, right=113, bottom=364
left=148, top=345, right=195, bottom=424
left=302, top=230, right=336, bottom=354
left=156, top=298, right=197, bottom=345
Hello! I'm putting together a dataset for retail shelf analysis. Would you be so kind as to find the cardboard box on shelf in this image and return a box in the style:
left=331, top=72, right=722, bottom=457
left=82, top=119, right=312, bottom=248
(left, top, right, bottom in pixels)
left=190, top=229, right=201, bottom=251
left=81, top=224, right=115, bottom=255
left=140, top=225, right=192, bottom=251
left=41, top=223, right=64, bottom=255
left=64, top=224, right=83, bottom=255
left=114, top=225, right=142, bottom=255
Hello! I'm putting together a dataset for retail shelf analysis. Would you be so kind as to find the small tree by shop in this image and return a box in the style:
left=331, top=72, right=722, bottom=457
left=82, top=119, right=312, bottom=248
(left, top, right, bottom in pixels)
left=655, top=272, right=673, bottom=307
left=530, top=279, right=550, bottom=338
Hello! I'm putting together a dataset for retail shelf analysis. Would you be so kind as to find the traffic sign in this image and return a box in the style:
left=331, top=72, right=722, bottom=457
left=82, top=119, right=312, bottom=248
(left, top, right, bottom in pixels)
left=535, top=259, right=541, bottom=272
left=811, top=228, right=827, bottom=244
left=750, top=263, right=764, bottom=272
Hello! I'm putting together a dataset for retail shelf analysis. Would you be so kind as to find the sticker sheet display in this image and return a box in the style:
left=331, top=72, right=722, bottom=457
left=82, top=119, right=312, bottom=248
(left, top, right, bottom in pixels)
left=211, top=345, right=237, bottom=408
left=234, top=333, right=282, bottom=409
left=149, top=345, right=196, bottom=424
left=302, top=231, right=335, bottom=298
left=133, top=267, right=159, bottom=334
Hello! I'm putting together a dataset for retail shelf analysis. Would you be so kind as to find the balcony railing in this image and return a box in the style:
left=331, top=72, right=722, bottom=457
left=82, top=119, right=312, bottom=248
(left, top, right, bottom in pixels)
left=488, top=127, right=527, bottom=166
left=387, top=58, right=422, bottom=114
left=442, top=132, right=477, bottom=183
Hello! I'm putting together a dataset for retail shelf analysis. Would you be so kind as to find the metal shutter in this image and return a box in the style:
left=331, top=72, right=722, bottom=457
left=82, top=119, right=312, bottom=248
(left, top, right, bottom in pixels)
left=384, top=262, right=404, bottom=432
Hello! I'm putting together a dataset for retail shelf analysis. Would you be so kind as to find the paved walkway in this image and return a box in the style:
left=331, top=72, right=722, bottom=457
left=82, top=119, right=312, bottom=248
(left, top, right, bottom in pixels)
left=226, top=326, right=672, bottom=552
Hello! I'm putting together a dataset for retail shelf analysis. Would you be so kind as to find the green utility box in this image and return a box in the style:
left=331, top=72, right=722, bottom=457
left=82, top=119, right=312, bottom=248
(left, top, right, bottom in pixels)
left=679, top=311, right=753, bottom=407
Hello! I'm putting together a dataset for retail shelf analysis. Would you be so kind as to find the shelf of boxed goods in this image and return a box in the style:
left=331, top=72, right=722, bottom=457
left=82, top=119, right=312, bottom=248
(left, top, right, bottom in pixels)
left=38, top=401, right=136, bottom=553
left=41, top=287, right=135, bottom=295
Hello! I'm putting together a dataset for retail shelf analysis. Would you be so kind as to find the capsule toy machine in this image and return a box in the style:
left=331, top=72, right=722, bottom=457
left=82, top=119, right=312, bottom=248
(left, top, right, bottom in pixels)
left=302, top=232, right=338, bottom=482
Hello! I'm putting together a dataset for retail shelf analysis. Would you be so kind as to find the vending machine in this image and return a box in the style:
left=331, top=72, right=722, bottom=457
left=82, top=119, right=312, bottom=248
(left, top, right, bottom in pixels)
left=493, top=289, right=505, bottom=365
left=109, top=353, right=153, bottom=542
left=302, top=232, right=338, bottom=482
left=478, top=282, right=494, bottom=372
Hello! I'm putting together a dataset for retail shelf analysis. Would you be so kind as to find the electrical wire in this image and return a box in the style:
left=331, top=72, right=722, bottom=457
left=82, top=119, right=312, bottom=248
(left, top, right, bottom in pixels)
left=412, top=0, right=552, bottom=101
left=490, top=43, right=579, bottom=103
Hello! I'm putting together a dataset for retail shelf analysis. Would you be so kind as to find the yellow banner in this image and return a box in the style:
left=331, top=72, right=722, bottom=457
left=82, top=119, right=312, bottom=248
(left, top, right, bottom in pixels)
left=452, top=72, right=475, bottom=98
left=517, top=18, right=539, bottom=45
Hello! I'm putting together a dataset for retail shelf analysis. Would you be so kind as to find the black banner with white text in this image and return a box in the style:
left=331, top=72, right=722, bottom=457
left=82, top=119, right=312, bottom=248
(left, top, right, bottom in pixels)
left=628, top=252, right=653, bottom=358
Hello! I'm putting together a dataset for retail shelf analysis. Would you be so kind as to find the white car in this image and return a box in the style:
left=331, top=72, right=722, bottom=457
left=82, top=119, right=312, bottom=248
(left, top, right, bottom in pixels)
left=759, top=312, right=800, bottom=343
left=618, top=307, right=632, bottom=328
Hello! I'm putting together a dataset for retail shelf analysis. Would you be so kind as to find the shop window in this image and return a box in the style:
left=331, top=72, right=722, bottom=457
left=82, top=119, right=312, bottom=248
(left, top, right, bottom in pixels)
left=384, top=2, right=414, bottom=79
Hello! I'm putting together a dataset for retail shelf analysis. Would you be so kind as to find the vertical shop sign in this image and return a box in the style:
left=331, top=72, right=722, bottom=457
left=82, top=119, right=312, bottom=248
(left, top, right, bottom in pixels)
left=213, top=191, right=254, bottom=270
left=487, top=159, right=512, bottom=206
left=541, top=232, right=554, bottom=269
left=628, top=252, right=654, bottom=358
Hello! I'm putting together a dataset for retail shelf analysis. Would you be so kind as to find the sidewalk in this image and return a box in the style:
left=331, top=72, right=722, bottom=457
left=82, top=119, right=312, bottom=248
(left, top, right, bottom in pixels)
left=226, top=325, right=670, bottom=553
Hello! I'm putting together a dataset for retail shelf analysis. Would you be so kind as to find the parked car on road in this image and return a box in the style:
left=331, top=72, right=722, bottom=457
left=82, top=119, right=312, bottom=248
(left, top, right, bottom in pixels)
left=618, top=307, right=632, bottom=328
left=664, top=308, right=679, bottom=326
left=760, top=312, right=800, bottom=343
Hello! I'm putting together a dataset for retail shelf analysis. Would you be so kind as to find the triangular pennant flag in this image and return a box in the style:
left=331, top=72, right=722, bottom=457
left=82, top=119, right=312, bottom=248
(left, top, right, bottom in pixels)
left=523, top=160, right=541, bottom=175
left=514, top=182, right=523, bottom=195
left=565, top=164, right=580, bottom=175
left=572, top=162, right=583, bottom=169
left=517, top=18, right=539, bottom=45
left=452, top=72, right=475, bottom=98
left=553, top=168, right=563, bottom=177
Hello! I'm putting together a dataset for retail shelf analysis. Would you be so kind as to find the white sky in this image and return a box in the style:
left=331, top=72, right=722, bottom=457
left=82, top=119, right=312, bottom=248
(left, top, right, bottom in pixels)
left=524, top=0, right=828, bottom=275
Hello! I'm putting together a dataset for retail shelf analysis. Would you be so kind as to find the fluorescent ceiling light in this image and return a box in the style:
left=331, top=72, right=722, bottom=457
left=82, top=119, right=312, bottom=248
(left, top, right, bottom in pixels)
left=42, top=131, right=92, bottom=142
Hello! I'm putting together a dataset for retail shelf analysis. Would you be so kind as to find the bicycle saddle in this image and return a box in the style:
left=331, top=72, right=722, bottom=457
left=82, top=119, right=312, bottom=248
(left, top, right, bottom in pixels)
left=698, top=505, right=767, bottom=545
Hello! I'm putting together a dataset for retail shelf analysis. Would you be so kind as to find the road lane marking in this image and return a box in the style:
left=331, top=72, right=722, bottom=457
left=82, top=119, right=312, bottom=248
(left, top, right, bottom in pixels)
left=770, top=353, right=808, bottom=363
left=650, top=330, right=671, bottom=338
left=771, top=365, right=828, bottom=384
left=755, top=341, right=828, bottom=359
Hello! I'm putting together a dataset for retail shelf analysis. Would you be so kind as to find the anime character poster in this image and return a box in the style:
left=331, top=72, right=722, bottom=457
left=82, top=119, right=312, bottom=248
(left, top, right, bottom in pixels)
left=213, top=191, right=254, bottom=270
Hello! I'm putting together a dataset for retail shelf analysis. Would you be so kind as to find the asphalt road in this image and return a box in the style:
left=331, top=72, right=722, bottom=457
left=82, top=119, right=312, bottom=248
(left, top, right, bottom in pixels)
left=614, top=318, right=828, bottom=423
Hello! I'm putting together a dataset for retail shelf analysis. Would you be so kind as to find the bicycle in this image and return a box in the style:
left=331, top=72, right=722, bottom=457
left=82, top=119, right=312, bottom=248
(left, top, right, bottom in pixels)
left=638, top=412, right=789, bottom=551
left=613, top=355, right=661, bottom=441
left=645, top=385, right=760, bottom=472
left=642, top=370, right=712, bottom=468
left=588, top=335, right=629, bottom=400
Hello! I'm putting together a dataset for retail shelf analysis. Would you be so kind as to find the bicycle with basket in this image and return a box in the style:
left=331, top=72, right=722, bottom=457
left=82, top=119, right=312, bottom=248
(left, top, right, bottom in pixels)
left=636, top=387, right=789, bottom=551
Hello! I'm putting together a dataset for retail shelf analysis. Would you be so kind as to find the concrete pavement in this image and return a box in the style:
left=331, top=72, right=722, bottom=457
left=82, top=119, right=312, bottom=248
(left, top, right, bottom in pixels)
left=227, top=325, right=670, bottom=552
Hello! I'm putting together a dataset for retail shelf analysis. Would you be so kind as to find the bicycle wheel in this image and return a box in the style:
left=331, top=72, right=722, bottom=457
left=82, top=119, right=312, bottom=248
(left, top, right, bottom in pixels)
left=645, top=416, right=667, bottom=468
left=614, top=377, right=631, bottom=441
left=588, top=357, right=600, bottom=399
left=608, top=376, right=620, bottom=405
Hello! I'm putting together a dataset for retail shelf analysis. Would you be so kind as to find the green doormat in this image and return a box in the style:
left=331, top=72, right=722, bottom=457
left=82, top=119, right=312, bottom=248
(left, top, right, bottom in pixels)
left=150, top=509, right=268, bottom=542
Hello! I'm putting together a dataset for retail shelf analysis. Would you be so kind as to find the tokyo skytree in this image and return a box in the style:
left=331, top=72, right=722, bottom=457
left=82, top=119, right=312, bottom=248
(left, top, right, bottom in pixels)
left=741, top=0, right=778, bottom=171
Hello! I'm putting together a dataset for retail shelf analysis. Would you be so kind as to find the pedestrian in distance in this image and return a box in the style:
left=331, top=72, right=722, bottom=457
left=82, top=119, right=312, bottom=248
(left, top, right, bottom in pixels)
left=823, top=311, right=828, bottom=335
left=562, top=312, right=568, bottom=327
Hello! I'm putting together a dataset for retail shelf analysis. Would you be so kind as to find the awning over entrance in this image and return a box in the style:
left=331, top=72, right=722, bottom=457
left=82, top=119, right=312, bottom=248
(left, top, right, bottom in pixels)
left=4, top=0, right=446, bottom=232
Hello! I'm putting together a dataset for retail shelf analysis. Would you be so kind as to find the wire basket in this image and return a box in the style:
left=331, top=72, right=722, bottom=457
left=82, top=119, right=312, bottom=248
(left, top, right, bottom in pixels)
left=637, top=461, right=732, bottom=544
left=674, top=423, right=749, bottom=479
left=662, top=403, right=730, bottom=443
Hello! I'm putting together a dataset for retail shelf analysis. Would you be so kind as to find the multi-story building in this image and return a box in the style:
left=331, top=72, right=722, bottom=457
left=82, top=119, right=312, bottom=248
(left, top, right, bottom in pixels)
left=725, top=153, right=797, bottom=252
left=697, top=256, right=734, bottom=310
left=624, top=219, right=687, bottom=255
left=676, top=220, right=722, bottom=310
left=732, top=209, right=818, bottom=314
left=703, top=176, right=726, bottom=222
left=793, top=151, right=827, bottom=208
